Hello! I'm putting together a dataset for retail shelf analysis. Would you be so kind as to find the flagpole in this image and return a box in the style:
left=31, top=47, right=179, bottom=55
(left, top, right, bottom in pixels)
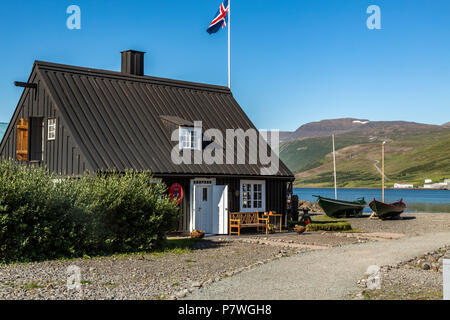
left=228, top=0, right=231, bottom=89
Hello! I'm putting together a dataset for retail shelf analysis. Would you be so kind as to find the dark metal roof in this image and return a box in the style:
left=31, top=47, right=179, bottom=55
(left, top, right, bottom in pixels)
left=159, top=115, right=194, bottom=127
left=35, top=60, right=294, bottom=178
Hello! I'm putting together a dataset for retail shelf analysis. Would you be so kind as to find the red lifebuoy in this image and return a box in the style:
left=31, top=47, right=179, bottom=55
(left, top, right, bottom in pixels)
left=169, top=183, right=184, bottom=205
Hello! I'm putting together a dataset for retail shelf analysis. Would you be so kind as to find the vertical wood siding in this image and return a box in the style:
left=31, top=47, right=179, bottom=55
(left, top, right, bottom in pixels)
left=0, top=71, right=90, bottom=176
left=159, top=176, right=191, bottom=234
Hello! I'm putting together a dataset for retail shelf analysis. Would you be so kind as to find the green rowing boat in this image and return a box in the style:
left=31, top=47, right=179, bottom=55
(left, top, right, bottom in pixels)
left=314, top=195, right=367, bottom=218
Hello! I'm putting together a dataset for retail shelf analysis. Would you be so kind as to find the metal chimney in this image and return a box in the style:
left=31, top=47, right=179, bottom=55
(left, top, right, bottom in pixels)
left=121, top=50, right=145, bottom=76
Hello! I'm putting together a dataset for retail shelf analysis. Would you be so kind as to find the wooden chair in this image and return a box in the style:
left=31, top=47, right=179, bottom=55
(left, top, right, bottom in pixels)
left=257, top=213, right=269, bottom=234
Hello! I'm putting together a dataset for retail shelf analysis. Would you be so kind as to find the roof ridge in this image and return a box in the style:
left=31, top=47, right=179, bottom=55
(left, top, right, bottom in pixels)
left=34, top=60, right=232, bottom=94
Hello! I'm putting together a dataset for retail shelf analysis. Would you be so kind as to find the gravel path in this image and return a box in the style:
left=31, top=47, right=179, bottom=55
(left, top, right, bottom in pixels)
left=0, top=241, right=298, bottom=300
left=210, top=231, right=373, bottom=248
left=185, top=231, right=450, bottom=300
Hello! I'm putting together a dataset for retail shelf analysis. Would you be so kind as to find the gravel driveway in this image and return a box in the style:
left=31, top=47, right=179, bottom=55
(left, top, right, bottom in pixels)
left=0, top=240, right=297, bottom=300
left=185, top=231, right=450, bottom=300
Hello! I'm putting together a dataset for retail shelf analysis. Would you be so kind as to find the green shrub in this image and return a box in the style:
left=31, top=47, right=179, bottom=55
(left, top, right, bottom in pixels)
left=72, top=170, right=180, bottom=253
left=0, top=161, right=87, bottom=262
left=0, top=160, right=180, bottom=264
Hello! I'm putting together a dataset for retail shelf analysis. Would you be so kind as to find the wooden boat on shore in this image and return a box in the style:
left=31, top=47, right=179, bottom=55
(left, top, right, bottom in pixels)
left=314, top=195, right=367, bottom=218
left=369, top=199, right=406, bottom=220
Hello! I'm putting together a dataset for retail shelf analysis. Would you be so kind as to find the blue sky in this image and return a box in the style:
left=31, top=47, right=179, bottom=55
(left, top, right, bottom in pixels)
left=0, top=0, right=449, bottom=131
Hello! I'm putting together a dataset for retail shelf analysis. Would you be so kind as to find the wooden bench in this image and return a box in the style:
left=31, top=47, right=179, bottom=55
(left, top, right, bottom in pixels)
left=229, top=212, right=269, bottom=236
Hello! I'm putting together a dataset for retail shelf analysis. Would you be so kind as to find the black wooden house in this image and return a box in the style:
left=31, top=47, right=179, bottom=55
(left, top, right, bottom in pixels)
left=0, top=50, right=294, bottom=234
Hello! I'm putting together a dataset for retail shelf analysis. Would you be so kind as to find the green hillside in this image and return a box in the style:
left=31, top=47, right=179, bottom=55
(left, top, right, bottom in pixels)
left=280, top=125, right=450, bottom=188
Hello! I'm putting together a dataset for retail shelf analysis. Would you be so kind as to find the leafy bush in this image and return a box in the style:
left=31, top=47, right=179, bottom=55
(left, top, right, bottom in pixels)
left=72, top=170, right=180, bottom=253
left=0, top=160, right=180, bottom=264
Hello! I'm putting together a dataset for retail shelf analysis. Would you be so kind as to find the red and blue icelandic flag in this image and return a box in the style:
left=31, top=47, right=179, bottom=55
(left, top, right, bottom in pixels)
left=206, top=0, right=229, bottom=34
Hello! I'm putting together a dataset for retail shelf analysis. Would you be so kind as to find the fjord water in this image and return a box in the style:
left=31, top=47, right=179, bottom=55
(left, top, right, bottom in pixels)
left=294, top=188, right=450, bottom=213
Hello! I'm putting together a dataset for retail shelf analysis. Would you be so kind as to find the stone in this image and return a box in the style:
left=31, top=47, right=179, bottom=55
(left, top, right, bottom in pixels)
left=421, top=262, right=431, bottom=270
left=175, top=289, right=189, bottom=299
left=431, top=263, right=440, bottom=271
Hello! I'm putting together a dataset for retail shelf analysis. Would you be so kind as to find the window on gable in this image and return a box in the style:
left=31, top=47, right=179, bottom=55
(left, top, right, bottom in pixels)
left=48, top=118, right=56, bottom=140
left=179, top=127, right=201, bottom=150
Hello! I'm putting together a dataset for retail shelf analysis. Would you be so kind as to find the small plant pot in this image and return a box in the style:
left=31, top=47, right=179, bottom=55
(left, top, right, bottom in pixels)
left=190, top=230, right=205, bottom=239
left=294, top=226, right=306, bottom=234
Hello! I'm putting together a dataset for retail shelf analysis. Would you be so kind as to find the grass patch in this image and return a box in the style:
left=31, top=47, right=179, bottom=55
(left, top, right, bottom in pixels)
left=172, top=282, right=180, bottom=287
left=103, top=281, right=117, bottom=288
left=22, top=281, right=44, bottom=290
left=2, top=281, right=16, bottom=288
left=2, top=238, right=202, bottom=266
left=306, top=221, right=352, bottom=232
left=342, top=228, right=362, bottom=233
left=77, top=238, right=202, bottom=261
left=311, top=215, right=345, bottom=222
left=185, top=259, right=196, bottom=263
left=287, top=216, right=351, bottom=232
left=148, top=238, right=201, bottom=257
left=81, top=280, right=92, bottom=285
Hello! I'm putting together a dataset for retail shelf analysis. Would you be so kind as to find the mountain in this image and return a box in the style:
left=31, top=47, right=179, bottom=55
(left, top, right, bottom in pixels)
left=0, top=123, right=7, bottom=140
left=443, top=122, right=450, bottom=128
left=281, top=118, right=437, bottom=142
left=279, top=119, right=450, bottom=188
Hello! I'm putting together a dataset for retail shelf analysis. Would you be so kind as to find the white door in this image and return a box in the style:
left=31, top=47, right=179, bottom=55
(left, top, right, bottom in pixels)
left=194, top=185, right=213, bottom=233
left=213, top=185, right=229, bottom=235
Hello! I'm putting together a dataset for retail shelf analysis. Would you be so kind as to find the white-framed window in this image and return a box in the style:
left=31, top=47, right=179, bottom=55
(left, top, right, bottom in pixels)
left=240, top=180, right=266, bottom=212
left=47, top=118, right=56, bottom=140
left=179, top=126, right=201, bottom=150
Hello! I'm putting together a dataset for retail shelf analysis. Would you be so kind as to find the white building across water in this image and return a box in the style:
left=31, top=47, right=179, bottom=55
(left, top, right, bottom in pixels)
left=394, top=183, right=414, bottom=189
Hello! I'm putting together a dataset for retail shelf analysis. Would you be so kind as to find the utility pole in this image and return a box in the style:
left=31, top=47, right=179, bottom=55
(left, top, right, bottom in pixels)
left=332, top=134, right=337, bottom=200
left=382, top=141, right=386, bottom=202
